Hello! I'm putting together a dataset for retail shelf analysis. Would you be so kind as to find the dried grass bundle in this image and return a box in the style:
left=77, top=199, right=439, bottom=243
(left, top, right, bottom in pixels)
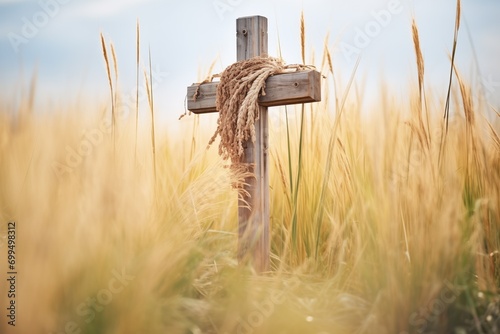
left=208, top=56, right=285, bottom=175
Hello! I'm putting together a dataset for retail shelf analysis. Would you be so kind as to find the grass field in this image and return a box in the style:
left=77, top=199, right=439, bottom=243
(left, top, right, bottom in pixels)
left=0, top=12, right=499, bottom=334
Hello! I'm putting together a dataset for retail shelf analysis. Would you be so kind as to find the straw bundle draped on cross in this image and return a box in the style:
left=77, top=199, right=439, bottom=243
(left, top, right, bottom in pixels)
left=208, top=56, right=284, bottom=173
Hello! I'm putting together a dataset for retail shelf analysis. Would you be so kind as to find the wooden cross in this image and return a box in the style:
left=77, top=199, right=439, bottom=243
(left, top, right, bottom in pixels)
left=186, top=16, right=321, bottom=272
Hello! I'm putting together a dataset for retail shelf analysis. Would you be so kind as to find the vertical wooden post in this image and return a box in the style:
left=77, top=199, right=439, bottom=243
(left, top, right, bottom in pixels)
left=236, top=16, right=270, bottom=272
left=186, top=16, right=321, bottom=272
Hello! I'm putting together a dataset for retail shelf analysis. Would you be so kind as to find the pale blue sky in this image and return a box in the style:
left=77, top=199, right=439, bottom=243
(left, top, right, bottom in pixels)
left=0, top=0, right=498, bottom=123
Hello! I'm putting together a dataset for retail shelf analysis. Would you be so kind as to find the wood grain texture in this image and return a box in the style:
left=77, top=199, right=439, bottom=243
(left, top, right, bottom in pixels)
left=187, top=70, right=321, bottom=114
left=236, top=16, right=270, bottom=273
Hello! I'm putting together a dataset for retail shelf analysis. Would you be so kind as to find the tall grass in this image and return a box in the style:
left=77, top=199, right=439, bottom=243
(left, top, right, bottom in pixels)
left=100, top=33, right=116, bottom=150
left=0, top=10, right=499, bottom=334
left=290, top=11, right=308, bottom=256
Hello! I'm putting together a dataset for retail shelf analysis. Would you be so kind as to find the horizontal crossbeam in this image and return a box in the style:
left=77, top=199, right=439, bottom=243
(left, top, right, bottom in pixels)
left=186, top=69, right=321, bottom=114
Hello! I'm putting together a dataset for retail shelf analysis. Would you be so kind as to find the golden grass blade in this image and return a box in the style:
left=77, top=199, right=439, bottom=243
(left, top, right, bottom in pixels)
left=487, top=121, right=500, bottom=152
left=273, top=151, right=292, bottom=207
left=110, top=43, right=118, bottom=86
left=321, top=34, right=338, bottom=110
left=454, top=66, right=474, bottom=127
left=411, top=19, right=430, bottom=148
left=439, top=0, right=461, bottom=166
left=100, top=33, right=110, bottom=80
left=144, top=69, right=150, bottom=106
left=300, top=11, right=305, bottom=65
left=320, top=36, right=327, bottom=74
left=315, top=56, right=360, bottom=258
left=100, top=33, right=115, bottom=147
left=411, top=19, right=424, bottom=101
left=444, top=0, right=461, bottom=130
left=148, top=46, right=157, bottom=183
left=325, top=45, right=333, bottom=77
left=205, top=59, right=217, bottom=82
left=110, top=42, right=119, bottom=141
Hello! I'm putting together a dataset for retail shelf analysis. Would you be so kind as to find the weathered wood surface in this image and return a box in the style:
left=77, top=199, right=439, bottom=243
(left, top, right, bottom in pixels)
left=236, top=15, right=270, bottom=272
left=187, top=70, right=321, bottom=114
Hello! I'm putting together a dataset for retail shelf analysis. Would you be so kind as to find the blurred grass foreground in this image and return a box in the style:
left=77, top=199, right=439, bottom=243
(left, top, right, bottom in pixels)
left=1, top=12, right=500, bottom=334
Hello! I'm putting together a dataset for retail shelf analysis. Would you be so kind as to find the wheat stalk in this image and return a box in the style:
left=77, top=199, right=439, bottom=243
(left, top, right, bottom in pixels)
left=110, top=43, right=119, bottom=146
left=439, top=0, right=461, bottom=166
left=325, top=46, right=333, bottom=76
left=300, top=11, right=306, bottom=65
left=100, top=33, right=115, bottom=148
left=444, top=0, right=462, bottom=132
left=412, top=20, right=424, bottom=102
left=110, top=43, right=118, bottom=87
left=147, top=47, right=157, bottom=182
left=411, top=19, right=430, bottom=148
